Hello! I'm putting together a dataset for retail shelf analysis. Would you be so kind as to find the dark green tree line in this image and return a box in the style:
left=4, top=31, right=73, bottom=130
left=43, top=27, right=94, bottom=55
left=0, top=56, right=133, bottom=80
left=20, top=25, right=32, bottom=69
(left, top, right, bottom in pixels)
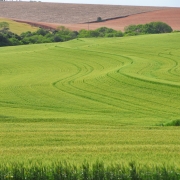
left=0, top=21, right=175, bottom=47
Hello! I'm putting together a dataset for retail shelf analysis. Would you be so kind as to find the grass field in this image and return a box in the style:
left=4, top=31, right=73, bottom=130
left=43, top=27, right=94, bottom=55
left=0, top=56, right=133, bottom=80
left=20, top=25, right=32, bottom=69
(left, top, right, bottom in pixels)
left=0, top=33, right=180, bottom=167
left=0, top=18, right=38, bottom=34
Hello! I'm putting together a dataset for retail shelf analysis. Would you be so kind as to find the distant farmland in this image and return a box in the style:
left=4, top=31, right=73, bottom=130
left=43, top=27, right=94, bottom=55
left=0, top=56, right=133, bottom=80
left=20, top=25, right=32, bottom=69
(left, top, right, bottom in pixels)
left=0, top=2, right=164, bottom=24
left=1, top=2, right=180, bottom=33
left=0, top=33, right=180, bottom=166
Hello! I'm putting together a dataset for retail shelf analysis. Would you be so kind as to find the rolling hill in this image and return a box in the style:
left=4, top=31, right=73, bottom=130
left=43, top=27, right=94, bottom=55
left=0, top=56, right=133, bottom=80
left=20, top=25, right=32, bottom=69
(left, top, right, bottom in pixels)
left=0, top=2, right=163, bottom=24
left=1, top=33, right=180, bottom=124
left=1, top=2, right=180, bottom=32
left=0, top=33, right=180, bottom=165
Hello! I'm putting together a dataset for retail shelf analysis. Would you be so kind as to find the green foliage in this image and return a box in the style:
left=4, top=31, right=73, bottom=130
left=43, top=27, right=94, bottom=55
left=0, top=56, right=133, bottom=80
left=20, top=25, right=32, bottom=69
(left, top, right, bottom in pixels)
left=0, top=161, right=180, bottom=180
left=125, top=21, right=173, bottom=36
left=0, top=27, right=77, bottom=47
left=164, top=119, right=180, bottom=126
left=97, top=17, right=102, bottom=22
left=173, top=30, right=180, bottom=33
left=36, top=28, right=49, bottom=36
left=78, top=27, right=123, bottom=38
left=0, top=21, right=174, bottom=47
left=0, top=21, right=9, bottom=30
left=0, top=33, right=10, bottom=46
left=0, top=26, right=124, bottom=47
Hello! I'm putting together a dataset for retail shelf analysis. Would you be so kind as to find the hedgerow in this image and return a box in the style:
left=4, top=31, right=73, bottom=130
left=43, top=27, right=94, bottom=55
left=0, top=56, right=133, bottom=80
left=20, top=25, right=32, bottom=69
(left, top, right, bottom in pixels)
left=0, top=21, right=175, bottom=47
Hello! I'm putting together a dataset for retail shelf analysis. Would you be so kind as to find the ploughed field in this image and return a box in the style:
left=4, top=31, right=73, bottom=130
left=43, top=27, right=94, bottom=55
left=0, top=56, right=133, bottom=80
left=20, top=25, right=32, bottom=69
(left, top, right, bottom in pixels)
left=60, top=8, right=180, bottom=31
left=0, top=33, right=180, bottom=166
left=0, top=2, right=163, bottom=24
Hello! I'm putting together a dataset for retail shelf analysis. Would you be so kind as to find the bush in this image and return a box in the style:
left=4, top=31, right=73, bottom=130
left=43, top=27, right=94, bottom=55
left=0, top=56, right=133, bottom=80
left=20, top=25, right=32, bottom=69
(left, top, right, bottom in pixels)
left=164, top=119, right=180, bottom=126
left=173, top=30, right=180, bottom=33
left=0, top=22, right=9, bottom=30
left=0, top=33, right=10, bottom=46
left=125, top=22, right=173, bottom=36
left=147, top=22, right=173, bottom=33
left=78, top=27, right=123, bottom=38
left=114, top=31, right=124, bottom=37
left=97, top=17, right=102, bottom=22
left=36, top=28, right=49, bottom=36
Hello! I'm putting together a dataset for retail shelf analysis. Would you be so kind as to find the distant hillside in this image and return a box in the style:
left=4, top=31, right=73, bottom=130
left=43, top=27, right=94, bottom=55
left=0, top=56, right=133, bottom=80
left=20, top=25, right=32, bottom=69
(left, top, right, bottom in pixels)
left=0, top=2, right=164, bottom=24
left=10, top=8, right=179, bottom=33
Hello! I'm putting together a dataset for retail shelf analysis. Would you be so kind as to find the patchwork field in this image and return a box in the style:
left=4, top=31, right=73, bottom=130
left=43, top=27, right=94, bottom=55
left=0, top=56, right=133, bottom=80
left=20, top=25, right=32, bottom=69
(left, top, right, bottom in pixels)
left=0, top=33, right=180, bottom=166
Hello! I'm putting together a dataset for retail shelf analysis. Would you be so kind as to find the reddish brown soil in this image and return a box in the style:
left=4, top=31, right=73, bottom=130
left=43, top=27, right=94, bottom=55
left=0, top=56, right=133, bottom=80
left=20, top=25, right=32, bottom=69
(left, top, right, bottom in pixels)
left=95, top=8, right=180, bottom=31
left=11, top=8, right=180, bottom=32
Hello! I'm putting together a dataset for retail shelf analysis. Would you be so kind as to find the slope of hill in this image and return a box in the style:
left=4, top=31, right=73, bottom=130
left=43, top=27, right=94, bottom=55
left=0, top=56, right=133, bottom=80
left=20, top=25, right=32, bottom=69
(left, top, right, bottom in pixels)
left=1, top=33, right=180, bottom=124
left=8, top=8, right=180, bottom=33
left=1, top=33, right=180, bottom=165
left=0, top=2, right=164, bottom=24
left=20, top=8, right=179, bottom=32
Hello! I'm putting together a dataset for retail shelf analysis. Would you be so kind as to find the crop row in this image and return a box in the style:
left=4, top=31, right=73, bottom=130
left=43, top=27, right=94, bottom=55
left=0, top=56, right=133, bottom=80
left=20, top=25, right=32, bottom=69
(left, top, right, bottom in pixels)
left=1, top=161, right=180, bottom=180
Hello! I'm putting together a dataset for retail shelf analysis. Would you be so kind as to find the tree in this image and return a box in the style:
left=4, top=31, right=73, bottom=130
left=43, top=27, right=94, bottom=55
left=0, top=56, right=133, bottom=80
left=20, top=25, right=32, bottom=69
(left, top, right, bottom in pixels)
left=0, top=33, right=10, bottom=46
left=124, top=22, right=173, bottom=36
left=0, top=22, right=9, bottom=32
left=36, top=28, right=49, bottom=36
left=97, top=17, right=102, bottom=22
left=148, top=22, right=173, bottom=33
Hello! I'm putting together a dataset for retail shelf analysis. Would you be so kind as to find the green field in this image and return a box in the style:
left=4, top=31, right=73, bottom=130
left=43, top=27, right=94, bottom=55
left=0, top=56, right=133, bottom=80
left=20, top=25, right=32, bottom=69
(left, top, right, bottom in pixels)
left=0, top=33, right=180, bottom=166
left=0, top=18, right=38, bottom=34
